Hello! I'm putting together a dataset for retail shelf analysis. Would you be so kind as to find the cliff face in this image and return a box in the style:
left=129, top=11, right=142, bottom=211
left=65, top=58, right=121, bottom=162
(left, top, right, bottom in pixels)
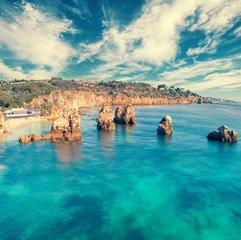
left=0, top=112, right=7, bottom=135
left=28, top=90, right=199, bottom=119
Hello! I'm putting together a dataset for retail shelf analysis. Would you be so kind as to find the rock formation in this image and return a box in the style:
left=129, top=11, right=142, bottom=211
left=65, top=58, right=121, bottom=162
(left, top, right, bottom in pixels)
left=19, top=109, right=81, bottom=143
left=0, top=112, right=10, bottom=135
left=114, top=104, right=136, bottom=124
left=157, top=115, right=173, bottom=135
left=197, top=98, right=203, bottom=104
left=0, top=112, right=6, bottom=135
left=96, top=105, right=115, bottom=130
left=27, top=90, right=200, bottom=119
left=207, top=125, right=238, bottom=142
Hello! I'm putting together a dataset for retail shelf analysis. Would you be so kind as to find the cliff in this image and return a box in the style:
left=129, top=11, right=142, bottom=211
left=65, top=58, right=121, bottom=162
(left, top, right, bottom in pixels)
left=0, top=112, right=10, bottom=135
left=0, top=112, right=6, bottom=134
left=28, top=90, right=199, bottom=119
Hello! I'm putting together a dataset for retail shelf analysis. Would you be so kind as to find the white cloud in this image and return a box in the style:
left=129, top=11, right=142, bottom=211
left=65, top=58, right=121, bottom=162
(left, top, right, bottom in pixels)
left=79, top=0, right=202, bottom=66
left=160, top=59, right=233, bottom=81
left=0, top=61, right=27, bottom=79
left=187, top=38, right=218, bottom=56
left=159, top=55, right=241, bottom=91
left=234, top=26, right=241, bottom=37
left=222, top=82, right=241, bottom=89
left=78, top=0, right=241, bottom=82
left=185, top=70, right=241, bottom=91
left=79, top=62, right=150, bottom=81
left=0, top=3, right=76, bottom=79
left=187, top=0, right=241, bottom=55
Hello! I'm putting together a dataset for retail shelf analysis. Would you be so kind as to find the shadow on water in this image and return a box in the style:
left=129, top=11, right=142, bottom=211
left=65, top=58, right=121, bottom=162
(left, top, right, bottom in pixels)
left=207, top=138, right=238, bottom=152
left=53, top=140, right=82, bottom=162
left=115, top=124, right=135, bottom=136
left=97, top=130, right=115, bottom=156
left=97, top=130, right=115, bottom=145
left=157, top=134, right=172, bottom=145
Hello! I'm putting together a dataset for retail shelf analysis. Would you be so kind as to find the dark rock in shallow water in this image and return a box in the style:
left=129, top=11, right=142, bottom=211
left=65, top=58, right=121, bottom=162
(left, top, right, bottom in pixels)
left=157, top=115, right=173, bottom=135
left=96, top=105, right=115, bottom=130
left=114, top=104, right=136, bottom=125
left=207, top=125, right=238, bottom=142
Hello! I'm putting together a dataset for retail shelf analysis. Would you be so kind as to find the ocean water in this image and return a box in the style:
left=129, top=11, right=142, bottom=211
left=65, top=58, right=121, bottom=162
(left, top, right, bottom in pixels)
left=0, top=104, right=241, bottom=240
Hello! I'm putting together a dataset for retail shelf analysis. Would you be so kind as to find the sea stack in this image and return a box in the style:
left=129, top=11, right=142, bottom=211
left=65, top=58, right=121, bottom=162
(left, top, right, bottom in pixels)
left=114, top=104, right=136, bottom=124
left=157, top=115, right=173, bottom=135
left=19, top=108, right=81, bottom=143
left=50, top=110, right=82, bottom=142
left=207, top=125, right=238, bottom=142
left=96, top=105, right=115, bottom=130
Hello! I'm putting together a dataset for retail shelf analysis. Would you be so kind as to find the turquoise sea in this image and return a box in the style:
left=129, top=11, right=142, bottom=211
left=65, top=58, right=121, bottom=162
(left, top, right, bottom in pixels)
left=0, top=104, right=241, bottom=240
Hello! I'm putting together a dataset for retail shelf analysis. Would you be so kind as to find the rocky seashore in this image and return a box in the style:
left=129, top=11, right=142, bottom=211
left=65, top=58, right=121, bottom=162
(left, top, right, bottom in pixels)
left=27, top=90, right=201, bottom=119
left=96, top=105, right=115, bottom=130
left=19, top=109, right=81, bottom=144
left=0, top=112, right=11, bottom=135
left=114, top=104, right=136, bottom=125
left=157, top=115, right=173, bottom=135
left=207, top=125, right=238, bottom=142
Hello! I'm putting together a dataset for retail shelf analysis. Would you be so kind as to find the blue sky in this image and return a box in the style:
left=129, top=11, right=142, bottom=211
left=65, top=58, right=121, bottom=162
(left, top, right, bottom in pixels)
left=0, top=0, right=241, bottom=100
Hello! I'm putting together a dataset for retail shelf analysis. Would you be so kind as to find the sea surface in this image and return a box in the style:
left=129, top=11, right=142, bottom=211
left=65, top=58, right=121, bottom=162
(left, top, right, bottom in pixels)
left=0, top=104, right=241, bottom=240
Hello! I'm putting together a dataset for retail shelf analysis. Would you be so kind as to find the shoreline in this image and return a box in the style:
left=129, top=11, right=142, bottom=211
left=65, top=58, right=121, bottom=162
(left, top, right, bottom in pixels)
left=5, top=116, right=50, bottom=131
left=3, top=102, right=205, bottom=133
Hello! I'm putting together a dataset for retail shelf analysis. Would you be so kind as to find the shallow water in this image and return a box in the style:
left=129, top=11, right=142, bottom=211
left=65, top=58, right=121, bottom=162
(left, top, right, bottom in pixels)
left=0, top=104, right=241, bottom=240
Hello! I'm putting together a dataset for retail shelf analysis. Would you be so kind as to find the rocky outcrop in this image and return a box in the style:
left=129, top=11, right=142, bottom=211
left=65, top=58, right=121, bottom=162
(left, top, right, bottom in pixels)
left=27, top=90, right=200, bottom=119
left=157, top=115, right=173, bottom=135
left=96, top=105, right=115, bottom=130
left=19, top=134, right=32, bottom=143
left=0, top=112, right=6, bottom=135
left=19, top=109, right=81, bottom=143
left=207, top=125, right=238, bottom=142
left=197, top=98, right=202, bottom=104
left=114, top=104, right=136, bottom=125
left=0, top=112, right=10, bottom=135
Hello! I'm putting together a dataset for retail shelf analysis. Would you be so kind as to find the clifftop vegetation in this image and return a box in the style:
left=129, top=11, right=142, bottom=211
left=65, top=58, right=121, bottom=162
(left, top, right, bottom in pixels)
left=0, top=79, right=200, bottom=109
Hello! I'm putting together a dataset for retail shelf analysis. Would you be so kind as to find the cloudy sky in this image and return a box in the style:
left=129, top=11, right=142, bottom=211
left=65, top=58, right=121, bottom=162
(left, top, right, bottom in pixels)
left=0, top=0, right=241, bottom=100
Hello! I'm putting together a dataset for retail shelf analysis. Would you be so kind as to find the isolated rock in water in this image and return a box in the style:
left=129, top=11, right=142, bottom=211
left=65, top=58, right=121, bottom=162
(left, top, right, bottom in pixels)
left=114, top=104, right=136, bottom=124
left=19, top=135, right=32, bottom=143
left=157, top=115, right=173, bottom=135
left=50, top=111, right=81, bottom=142
left=18, top=134, right=43, bottom=143
left=207, top=125, right=238, bottom=142
left=96, top=105, right=115, bottom=130
left=19, top=109, right=82, bottom=143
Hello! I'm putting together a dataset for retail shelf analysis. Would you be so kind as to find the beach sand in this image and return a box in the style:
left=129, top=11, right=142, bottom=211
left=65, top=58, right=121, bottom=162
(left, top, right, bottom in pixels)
left=6, top=117, right=49, bottom=130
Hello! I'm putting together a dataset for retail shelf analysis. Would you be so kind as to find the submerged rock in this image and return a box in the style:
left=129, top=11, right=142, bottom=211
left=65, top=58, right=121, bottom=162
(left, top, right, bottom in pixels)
left=96, top=105, right=115, bottom=130
left=114, top=104, right=136, bottom=124
left=157, top=115, right=173, bottom=135
left=19, top=109, right=81, bottom=143
left=207, top=125, right=238, bottom=142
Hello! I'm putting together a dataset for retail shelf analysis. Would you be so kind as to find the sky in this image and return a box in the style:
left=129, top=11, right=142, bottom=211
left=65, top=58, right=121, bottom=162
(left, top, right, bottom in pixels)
left=0, top=0, right=241, bottom=100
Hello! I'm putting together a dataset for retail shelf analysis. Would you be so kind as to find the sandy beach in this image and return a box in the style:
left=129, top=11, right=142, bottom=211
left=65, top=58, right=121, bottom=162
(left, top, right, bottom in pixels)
left=5, top=116, right=49, bottom=130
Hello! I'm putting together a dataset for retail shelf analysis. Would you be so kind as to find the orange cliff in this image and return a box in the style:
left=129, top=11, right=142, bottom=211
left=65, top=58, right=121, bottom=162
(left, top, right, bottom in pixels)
left=0, top=112, right=11, bottom=135
left=27, top=90, right=200, bottom=119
